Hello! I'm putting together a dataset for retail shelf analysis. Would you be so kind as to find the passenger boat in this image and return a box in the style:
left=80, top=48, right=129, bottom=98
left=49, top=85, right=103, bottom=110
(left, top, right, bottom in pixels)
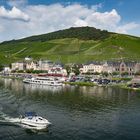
left=23, top=76, right=62, bottom=86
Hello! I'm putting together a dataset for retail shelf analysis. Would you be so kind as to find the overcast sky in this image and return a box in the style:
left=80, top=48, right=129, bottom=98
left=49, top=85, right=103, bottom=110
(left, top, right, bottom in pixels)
left=0, top=0, right=139, bottom=42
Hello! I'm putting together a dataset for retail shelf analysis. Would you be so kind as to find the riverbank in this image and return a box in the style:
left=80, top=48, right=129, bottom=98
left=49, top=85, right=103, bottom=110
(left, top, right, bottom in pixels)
left=64, top=81, right=140, bottom=91
left=64, top=82, right=97, bottom=86
left=120, top=85, right=140, bottom=91
left=1, top=75, right=140, bottom=91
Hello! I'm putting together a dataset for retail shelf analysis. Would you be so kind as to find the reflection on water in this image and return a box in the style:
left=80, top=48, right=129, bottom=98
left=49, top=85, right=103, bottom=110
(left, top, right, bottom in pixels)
left=0, top=78, right=140, bottom=140
left=0, top=78, right=138, bottom=112
left=1, top=78, right=66, bottom=94
left=24, top=84, right=63, bottom=93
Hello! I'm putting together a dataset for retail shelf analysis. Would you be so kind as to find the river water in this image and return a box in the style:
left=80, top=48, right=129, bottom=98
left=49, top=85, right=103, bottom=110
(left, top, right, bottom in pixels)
left=0, top=78, right=140, bottom=140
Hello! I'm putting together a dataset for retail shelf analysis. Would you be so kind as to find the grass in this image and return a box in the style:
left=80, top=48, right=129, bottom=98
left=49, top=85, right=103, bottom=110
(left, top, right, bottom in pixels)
left=121, top=85, right=140, bottom=91
left=111, top=77, right=132, bottom=81
left=0, top=33, right=140, bottom=65
left=64, top=82, right=96, bottom=86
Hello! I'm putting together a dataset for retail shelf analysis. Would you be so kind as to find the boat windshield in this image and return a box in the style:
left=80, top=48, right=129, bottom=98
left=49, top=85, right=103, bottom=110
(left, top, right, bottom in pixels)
left=25, top=112, right=37, bottom=117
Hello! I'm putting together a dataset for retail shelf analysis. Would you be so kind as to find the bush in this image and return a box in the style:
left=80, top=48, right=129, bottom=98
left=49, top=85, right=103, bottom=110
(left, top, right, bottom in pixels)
left=0, top=64, right=3, bottom=71
left=26, top=69, right=33, bottom=73
left=121, top=72, right=129, bottom=76
left=101, top=72, right=108, bottom=77
left=17, top=70, right=24, bottom=73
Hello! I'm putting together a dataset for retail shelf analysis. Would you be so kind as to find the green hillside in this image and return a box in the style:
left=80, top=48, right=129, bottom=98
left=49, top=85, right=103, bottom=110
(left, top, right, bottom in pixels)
left=0, top=27, right=140, bottom=65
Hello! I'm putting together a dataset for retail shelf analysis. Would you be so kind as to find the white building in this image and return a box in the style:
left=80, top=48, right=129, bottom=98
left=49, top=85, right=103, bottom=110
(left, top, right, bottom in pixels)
left=102, top=62, right=115, bottom=73
left=38, top=60, right=53, bottom=71
left=26, top=61, right=38, bottom=70
left=80, top=62, right=103, bottom=73
left=11, top=62, right=26, bottom=71
left=3, top=67, right=11, bottom=73
left=134, top=63, right=140, bottom=73
left=25, top=57, right=32, bottom=61
left=48, top=64, right=67, bottom=76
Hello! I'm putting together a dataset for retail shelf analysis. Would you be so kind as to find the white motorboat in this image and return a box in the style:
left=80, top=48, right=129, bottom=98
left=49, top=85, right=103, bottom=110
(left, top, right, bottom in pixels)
left=23, top=77, right=62, bottom=86
left=6, top=112, right=51, bottom=130
left=21, top=112, right=51, bottom=129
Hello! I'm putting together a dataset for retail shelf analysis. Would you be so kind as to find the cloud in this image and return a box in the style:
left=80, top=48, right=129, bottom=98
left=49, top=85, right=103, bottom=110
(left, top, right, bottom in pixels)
left=0, top=6, right=29, bottom=21
left=0, top=3, right=139, bottom=42
left=0, top=25, right=4, bottom=32
left=115, top=22, right=140, bottom=34
left=85, top=9, right=121, bottom=30
left=74, top=19, right=88, bottom=27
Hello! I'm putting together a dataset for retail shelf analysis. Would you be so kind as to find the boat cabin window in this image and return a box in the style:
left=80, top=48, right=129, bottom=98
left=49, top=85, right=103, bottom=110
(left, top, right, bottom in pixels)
left=39, top=117, right=43, bottom=120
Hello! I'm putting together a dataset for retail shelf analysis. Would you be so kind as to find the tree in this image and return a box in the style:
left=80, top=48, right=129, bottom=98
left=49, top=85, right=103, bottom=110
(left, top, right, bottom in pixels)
left=101, top=72, right=108, bottom=77
left=112, top=72, right=119, bottom=76
left=65, top=65, right=71, bottom=75
left=93, top=72, right=100, bottom=75
left=17, top=70, right=24, bottom=73
left=72, top=65, right=80, bottom=75
left=32, top=70, right=48, bottom=74
left=0, top=64, right=3, bottom=71
left=121, top=72, right=129, bottom=77
left=26, top=69, right=33, bottom=73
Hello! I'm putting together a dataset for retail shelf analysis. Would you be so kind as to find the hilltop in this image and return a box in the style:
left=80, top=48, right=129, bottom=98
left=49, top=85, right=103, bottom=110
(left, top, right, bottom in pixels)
left=0, top=26, right=140, bottom=65
left=2, top=27, right=109, bottom=44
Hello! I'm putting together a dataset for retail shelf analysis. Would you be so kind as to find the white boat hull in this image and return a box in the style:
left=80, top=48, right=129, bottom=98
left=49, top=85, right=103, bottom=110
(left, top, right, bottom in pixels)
left=20, top=124, right=47, bottom=130
left=21, top=119, right=50, bottom=127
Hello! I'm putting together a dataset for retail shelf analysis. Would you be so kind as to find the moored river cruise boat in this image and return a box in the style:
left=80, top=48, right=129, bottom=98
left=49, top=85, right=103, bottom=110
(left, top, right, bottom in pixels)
left=23, top=76, right=63, bottom=86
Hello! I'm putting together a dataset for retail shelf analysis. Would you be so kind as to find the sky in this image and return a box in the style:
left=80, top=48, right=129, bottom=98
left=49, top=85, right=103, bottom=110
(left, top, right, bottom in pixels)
left=0, top=0, right=140, bottom=42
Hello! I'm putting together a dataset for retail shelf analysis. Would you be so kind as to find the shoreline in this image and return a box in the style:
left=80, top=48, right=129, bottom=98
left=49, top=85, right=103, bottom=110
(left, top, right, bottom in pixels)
left=1, top=76, right=140, bottom=91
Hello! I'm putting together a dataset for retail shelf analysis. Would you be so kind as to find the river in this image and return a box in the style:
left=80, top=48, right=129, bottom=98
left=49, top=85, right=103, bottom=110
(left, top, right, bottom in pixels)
left=0, top=78, right=140, bottom=140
